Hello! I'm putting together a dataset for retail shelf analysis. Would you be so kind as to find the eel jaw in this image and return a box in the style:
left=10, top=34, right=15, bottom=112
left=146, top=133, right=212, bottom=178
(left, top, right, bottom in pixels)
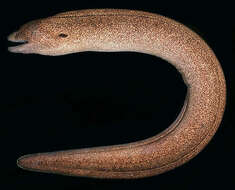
left=8, top=32, right=34, bottom=54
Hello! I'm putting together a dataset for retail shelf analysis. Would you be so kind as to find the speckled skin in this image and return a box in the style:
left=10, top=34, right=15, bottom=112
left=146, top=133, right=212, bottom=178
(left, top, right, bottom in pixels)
left=8, top=9, right=226, bottom=179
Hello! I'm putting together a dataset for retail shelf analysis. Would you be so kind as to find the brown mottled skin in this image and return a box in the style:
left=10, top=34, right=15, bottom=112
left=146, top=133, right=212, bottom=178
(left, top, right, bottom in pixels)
left=8, top=9, right=226, bottom=179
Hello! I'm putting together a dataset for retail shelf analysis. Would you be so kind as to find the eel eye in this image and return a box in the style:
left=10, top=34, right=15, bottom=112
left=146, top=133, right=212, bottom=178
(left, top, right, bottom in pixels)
left=58, top=33, right=68, bottom=38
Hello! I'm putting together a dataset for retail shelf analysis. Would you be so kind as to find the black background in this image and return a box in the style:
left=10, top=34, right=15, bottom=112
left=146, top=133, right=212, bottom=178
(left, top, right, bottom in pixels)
left=1, top=1, right=234, bottom=189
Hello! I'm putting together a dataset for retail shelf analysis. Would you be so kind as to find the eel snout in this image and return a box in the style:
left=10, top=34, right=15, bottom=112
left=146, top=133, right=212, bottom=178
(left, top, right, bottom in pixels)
left=8, top=32, right=33, bottom=54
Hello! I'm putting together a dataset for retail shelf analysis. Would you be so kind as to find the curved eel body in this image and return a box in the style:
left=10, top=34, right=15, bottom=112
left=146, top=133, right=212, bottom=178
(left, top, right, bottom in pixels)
left=8, top=9, right=226, bottom=179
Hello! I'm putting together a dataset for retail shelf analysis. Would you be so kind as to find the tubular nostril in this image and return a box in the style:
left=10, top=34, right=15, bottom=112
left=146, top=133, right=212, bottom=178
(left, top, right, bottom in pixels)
left=8, top=32, right=17, bottom=42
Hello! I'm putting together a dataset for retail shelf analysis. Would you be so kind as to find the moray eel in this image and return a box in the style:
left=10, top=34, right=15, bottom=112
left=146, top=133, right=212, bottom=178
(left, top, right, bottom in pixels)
left=8, top=9, right=226, bottom=179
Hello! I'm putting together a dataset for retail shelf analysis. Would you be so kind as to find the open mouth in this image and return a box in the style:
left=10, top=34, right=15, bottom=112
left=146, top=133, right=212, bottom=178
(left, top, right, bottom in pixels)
left=8, top=39, right=28, bottom=49
left=8, top=32, right=32, bottom=53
